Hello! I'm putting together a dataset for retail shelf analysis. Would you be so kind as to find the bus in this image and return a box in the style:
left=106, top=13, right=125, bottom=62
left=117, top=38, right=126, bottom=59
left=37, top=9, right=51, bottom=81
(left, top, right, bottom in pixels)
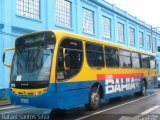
left=3, top=30, right=157, bottom=112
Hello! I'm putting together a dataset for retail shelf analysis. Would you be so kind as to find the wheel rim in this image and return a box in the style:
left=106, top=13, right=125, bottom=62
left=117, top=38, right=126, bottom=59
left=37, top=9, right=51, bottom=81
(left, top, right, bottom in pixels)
left=142, top=83, right=146, bottom=94
left=91, top=92, right=100, bottom=106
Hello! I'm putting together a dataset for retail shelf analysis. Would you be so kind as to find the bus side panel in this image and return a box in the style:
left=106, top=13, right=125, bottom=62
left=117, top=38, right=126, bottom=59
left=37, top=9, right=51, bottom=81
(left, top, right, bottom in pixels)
left=152, top=76, right=158, bottom=88
left=103, top=78, right=142, bottom=100
left=56, top=78, right=143, bottom=109
left=56, top=81, right=91, bottom=109
left=102, top=75, right=156, bottom=100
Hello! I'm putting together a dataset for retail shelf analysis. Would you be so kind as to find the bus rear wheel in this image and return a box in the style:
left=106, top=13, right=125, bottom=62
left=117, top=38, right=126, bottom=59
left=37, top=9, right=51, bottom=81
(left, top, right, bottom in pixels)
left=85, top=86, right=101, bottom=110
left=134, top=80, right=146, bottom=96
left=141, top=81, right=146, bottom=96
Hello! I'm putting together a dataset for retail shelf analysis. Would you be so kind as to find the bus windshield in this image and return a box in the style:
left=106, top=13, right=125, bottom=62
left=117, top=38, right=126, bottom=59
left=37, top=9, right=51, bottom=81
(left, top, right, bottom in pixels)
left=11, top=32, right=55, bottom=82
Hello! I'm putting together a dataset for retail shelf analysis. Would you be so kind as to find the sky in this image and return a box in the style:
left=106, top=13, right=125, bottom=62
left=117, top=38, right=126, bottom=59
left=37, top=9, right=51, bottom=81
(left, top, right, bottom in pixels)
left=105, top=0, right=160, bottom=28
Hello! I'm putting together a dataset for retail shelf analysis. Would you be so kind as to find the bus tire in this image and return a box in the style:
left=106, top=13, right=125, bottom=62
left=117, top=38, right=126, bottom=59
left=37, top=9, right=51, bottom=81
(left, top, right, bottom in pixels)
left=49, top=109, right=66, bottom=118
left=85, top=86, right=101, bottom=110
left=141, top=80, right=146, bottom=96
left=134, top=80, right=146, bottom=96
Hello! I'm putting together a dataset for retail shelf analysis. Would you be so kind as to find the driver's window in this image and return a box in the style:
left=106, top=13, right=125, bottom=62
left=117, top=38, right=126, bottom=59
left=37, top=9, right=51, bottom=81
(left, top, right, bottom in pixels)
left=57, top=38, right=83, bottom=80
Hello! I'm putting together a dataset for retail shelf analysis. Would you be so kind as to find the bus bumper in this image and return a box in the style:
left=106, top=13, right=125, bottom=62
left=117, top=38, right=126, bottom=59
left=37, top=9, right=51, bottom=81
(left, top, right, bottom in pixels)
left=9, top=84, right=58, bottom=109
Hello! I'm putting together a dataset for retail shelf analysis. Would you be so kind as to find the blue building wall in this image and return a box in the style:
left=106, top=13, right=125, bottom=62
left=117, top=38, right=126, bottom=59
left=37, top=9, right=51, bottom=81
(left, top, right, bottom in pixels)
left=0, top=0, right=160, bottom=95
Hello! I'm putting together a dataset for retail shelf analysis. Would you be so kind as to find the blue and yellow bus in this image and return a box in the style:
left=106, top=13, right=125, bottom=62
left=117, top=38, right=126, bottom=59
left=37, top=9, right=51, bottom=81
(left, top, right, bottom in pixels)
left=3, top=30, right=157, bottom=112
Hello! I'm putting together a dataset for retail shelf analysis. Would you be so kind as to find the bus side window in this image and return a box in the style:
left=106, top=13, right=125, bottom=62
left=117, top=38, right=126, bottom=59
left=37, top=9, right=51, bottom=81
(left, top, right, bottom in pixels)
left=57, top=38, right=83, bottom=80
left=86, top=43, right=104, bottom=68
left=150, top=56, right=156, bottom=69
left=105, top=46, right=119, bottom=67
left=141, top=54, right=150, bottom=68
left=119, top=50, right=131, bottom=68
left=131, top=52, right=141, bottom=68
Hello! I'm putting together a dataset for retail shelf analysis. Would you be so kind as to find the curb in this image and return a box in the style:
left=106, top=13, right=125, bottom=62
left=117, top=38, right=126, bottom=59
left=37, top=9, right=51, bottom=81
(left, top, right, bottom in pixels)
left=0, top=103, right=11, bottom=107
left=0, top=101, right=11, bottom=107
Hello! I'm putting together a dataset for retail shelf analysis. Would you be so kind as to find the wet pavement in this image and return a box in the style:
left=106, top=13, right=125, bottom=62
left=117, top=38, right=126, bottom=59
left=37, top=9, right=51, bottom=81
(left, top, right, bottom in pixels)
left=0, top=89, right=160, bottom=120
left=0, top=100, right=10, bottom=106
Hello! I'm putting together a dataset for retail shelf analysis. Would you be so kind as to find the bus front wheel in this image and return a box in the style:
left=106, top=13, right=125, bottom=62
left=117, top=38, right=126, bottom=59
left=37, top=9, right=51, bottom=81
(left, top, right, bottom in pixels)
left=85, top=86, right=101, bottom=110
left=49, top=109, right=66, bottom=118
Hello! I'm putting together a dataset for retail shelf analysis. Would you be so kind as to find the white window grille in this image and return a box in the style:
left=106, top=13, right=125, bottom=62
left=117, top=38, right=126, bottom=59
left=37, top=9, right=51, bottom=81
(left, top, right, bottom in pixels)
left=16, top=0, right=40, bottom=19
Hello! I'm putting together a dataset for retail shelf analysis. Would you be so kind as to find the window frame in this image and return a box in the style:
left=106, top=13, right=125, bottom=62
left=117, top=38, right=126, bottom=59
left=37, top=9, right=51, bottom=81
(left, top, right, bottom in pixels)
left=119, top=49, right=132, bottom=68
left=146, top=34, right=151, bottom=50
left=102, top=16, right=111, bottom=39
left=16, top=0, right=40, bottom=19
left=85, top=42, right=105, bottom=68
left=56, top=37, right=84, bottom=81
left=82, top=8, right=94, bottom=34
left=131, top=52, right=141, bottom=68
left=139, top=31, right=144, bottom=47
left=141, top=54, right=150, bottom=68
left=105, top=46, right=119, bottom=68
left=55, top=0, right=72, bottom=28
left=153, top=37, right=156, bottom=52
left=117, top=22, right=125, bottom=42
left=129, top=27, right=135, bottom=45
left=150, top=56, right=156, bottom=69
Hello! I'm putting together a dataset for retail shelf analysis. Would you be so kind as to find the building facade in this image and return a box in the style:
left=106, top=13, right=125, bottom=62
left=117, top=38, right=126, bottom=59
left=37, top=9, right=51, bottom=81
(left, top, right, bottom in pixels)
left=0, top=0, right=160, bottom=97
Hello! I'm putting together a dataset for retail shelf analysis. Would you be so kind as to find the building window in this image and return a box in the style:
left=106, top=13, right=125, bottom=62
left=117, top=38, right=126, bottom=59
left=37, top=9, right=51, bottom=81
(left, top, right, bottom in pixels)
left=102, top=16, right=111, bottom=38
left=139, top=31, right=143, bottom=47
left=146, top=34, right=151, bottom=50
left=16, top=0, right=40, bottom=19
left=129, top=27, right=135, bottom=45
left=117, top=22, right=125, bottom=42
left=153, top=37, right=156, bottom=52
left=82, top=8, right=94, bottom=34
left=56, top=0, right=72, bottom=28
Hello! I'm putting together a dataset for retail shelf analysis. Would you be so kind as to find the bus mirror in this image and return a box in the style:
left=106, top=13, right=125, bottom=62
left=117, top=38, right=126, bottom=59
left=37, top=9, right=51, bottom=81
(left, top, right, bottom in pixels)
left=2, top=48, right=15, bottom=68
left=2, top=52, right=5, bottom=64
left=158, top=46, right=160, bottom=52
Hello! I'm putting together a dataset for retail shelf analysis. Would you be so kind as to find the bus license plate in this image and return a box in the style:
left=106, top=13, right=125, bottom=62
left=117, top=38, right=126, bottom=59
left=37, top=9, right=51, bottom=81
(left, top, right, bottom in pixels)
left=21, top=98, right=29, bottom=103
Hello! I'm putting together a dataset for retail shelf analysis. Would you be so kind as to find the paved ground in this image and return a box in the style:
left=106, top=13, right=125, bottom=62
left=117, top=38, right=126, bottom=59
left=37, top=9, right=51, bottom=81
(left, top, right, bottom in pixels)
left=0, top=89, right=160, bottom=120
left=0, top=100, right=10, bottom=106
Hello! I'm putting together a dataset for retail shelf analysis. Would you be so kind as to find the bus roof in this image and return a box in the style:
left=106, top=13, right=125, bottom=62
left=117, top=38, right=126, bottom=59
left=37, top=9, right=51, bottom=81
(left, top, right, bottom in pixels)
left=17, top=30, right=155, bottom=56
left=53, top=30, right=155, bottom=56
